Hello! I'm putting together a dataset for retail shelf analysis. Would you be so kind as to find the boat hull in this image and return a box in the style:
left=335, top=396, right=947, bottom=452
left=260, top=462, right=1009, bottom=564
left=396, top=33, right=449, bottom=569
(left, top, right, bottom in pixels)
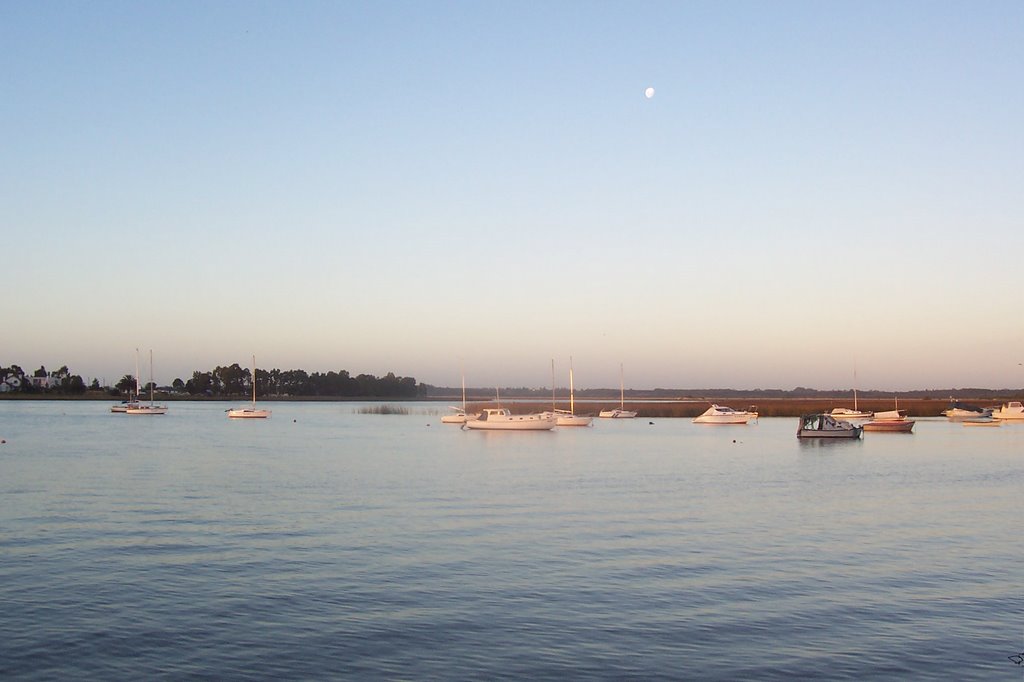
left=693, top=405, right=757, bottom=424
left=126, top=406, right=167, bottom=415
left=599, top=409, right=637, bottom=419
left=464, top=418, right=556, bottom=431
left=829, top=408, right=872, bottom=420
left=797, top=414, right=863, bottom=438
left=464, top=408, right=556, bottom=431
left=556, top=414, right=593, bottom=426
left=694, top=415, right=756, bottom=424
left=992, top=402, right=1024, bottom=420
left=797, top=427, right=862, bottom=438
left=863, top=420, right=914, bottom=432
left=227, top=409, right=271, bottom=419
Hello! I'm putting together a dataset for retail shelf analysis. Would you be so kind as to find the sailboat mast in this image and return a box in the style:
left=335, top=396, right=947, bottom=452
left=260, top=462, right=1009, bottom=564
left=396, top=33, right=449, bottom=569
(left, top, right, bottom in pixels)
left=148, top=349, right=154, bottom=406
left=569, top=356, right=575, bottom=414
left=135, top=348, right=141, bottom=400
left=551, top=359, right=556, bottom=412
left=853, top=363, right=859, bottom=411
left=619, top=363, right=625, bottom=409
left=461, top=369, right=466, bottom=414
left=252, top=355, right=257, bottom=406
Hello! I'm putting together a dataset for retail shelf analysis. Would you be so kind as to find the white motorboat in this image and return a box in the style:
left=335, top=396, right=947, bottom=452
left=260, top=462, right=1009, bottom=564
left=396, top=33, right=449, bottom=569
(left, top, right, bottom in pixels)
left=463, top=408, right=557, bottom=431
left=941, top=400, right=992, bottom=420
left=992, top=401, right=1024, bottom=420
left=599, top=363, right=637, bottom=418
left=797, top=413, right=863, bottom=439
left=127, top=349, right=167, bottom=415
left=227, top=356, right=271, bottom=419
left=693, top=404, right=758, bottom=424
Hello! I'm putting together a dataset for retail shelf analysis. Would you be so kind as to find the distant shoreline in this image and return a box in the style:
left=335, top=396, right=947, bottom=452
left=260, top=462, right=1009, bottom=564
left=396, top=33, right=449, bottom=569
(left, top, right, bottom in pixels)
left=2, top=392, right=1020, bottom=418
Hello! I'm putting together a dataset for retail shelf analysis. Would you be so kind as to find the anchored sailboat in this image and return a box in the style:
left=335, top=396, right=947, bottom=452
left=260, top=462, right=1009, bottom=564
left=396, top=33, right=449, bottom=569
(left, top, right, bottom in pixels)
left=227, top=355, right=271, bottom=419
left=126, top=349, right=167, bottom=415
left=599, top=363, right=637, bottom=418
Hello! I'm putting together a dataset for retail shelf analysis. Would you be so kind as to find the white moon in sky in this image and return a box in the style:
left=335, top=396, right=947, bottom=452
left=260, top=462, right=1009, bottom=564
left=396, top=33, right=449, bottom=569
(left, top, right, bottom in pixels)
left=644, top=87, right=655, bottom=99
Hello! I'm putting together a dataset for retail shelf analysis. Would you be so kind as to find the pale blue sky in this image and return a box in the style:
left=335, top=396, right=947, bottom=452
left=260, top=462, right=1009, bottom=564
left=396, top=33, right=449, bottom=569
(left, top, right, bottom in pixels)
left=3, top=1, right=1022, bottom=391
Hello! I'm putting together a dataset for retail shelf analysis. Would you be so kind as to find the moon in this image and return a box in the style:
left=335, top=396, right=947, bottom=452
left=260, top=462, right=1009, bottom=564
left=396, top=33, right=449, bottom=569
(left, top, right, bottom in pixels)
left=644, top=87, right=655, bottom=99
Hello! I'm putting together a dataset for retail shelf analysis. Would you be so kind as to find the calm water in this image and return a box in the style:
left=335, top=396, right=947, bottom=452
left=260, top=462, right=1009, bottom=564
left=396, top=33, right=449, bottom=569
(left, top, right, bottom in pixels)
left=1, top=401, right=1022, bottom=680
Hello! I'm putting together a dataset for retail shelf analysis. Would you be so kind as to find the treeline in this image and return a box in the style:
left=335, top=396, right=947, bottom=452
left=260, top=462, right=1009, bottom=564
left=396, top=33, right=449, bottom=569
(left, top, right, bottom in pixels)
left=1, top=363, right=421, bottom=398
left=0, top=365, right=94, bottom=395
left=174, top=365, right=421, bottom=398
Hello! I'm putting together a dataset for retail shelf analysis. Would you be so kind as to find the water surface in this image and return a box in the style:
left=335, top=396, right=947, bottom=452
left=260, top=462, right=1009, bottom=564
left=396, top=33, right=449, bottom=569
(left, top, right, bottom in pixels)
left=1, top=401, right=1021, bottom=679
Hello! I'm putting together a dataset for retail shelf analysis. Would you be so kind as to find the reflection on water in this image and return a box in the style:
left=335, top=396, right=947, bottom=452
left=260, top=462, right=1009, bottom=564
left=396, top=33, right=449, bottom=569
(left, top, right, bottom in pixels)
left=0, top=402, right=1020, bottom=680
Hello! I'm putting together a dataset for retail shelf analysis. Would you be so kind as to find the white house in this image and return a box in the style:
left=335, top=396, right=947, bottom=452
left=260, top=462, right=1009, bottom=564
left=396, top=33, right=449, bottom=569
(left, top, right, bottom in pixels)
left=0, top=376, right=21, bottom=392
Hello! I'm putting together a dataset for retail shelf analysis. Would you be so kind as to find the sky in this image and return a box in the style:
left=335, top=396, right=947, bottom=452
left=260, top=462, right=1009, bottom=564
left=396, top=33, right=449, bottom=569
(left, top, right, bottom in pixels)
left=2, top=1, right=1023, bottom=391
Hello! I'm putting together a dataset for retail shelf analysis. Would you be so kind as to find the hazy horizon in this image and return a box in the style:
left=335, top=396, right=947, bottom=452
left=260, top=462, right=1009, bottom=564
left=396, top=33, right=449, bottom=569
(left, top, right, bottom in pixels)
left=4, top=2, right=1022, bottom=392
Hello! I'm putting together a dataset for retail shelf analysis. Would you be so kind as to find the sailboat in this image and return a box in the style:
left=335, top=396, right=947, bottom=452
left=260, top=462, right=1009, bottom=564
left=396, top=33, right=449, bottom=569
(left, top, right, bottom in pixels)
left=126, top=349, right=168, bottom=415
left=863, top=396, right=914, bottom=432
left=110, top=351, right=142, bottom=413
left=599, top=363, right=637, bottom=418
left=551, top=357, right=592, bottom=426
left=441, top=368, right=470, bottom=423
left=830, top=365, right=872, bottom=420
left=462, top=385, right=556, bottom=430
left=227, top=355, right=271, bottom=419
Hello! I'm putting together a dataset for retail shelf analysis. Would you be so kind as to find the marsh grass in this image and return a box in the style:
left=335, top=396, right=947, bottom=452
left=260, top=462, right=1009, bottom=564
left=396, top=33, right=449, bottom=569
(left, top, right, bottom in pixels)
left=356, top=404, right=409, bottom=415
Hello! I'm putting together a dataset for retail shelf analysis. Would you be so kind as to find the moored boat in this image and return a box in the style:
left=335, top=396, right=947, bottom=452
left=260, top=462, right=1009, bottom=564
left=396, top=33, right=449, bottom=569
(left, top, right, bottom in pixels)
left=829, top=407, right=873, bottom=420
left=599, top=364, right=637, bottom=418
left=440, top=407, right=470, bottom=424
left=992, top=401, right=1024, bottom=420
left=831, top=368, right=871, bottom=419
left=441, top=369, right=471, bottom=423
left=863, top=418, right=914, bottom=432
left=552, top=358, right=593, bottom=426
left=942, top=400, right=992, bottom=420
left=463, top=408, right=557, bottom=431
left=227, top=355, right=271, bottom=419
left=127, top=350, right=167, bottom=416
left=111, top=351, right=143, bottom=413
left=693, top=404, right=758, bottom=424
left=797, top=413, right=863, bottom=439
left=963, top=419, right=1000, bottom=427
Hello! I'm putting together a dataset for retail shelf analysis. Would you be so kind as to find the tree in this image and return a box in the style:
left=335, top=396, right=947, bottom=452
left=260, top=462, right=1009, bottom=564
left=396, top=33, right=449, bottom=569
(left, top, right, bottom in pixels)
left=116, top=375, right=136, bottom=394
left=64, top=375, right=87, bottom=394
left=214, top=364, right=246, bottom=396
left=186, top=371, right=213, bottom=395
left=172, top=378, right=185, bottom=391
left=89, top=378, right=100, bottom=391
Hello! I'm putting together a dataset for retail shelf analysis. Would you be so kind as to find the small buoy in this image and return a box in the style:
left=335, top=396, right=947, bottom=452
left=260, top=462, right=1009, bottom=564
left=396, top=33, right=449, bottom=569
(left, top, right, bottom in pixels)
left=732, top=439, right=737, bottom=443
left=649, top=421, right=654, bottom=425
left=293, top=419, right=297, bottom=423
